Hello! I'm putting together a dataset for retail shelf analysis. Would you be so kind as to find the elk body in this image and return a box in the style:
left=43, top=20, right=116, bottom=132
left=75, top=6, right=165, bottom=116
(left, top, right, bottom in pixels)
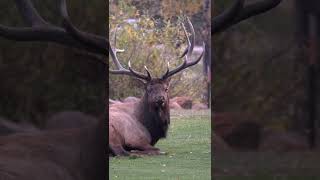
left=0, top=0, right=107, bottom=179
left=109, top=79, right=171, bottom=156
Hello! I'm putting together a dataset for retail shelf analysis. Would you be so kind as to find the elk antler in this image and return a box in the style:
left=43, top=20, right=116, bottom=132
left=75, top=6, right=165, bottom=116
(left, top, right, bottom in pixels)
left=212, top=0, right=282, bottom=34
left=0, top=0, right=107, bottom=56
left=161, top=17, right=205, bottom=80
left=108, top=26, right=152, bottom=81
left=109, top=17, right=205, bottom=81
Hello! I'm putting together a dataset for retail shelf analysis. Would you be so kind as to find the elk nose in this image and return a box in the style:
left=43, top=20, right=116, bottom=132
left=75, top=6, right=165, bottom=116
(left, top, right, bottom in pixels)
left=156, top=96, right=165, bottom=103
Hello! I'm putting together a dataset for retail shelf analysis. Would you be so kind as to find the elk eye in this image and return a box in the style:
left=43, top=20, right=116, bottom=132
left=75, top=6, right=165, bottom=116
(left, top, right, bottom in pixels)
left=165, top=88, right=169, bottom=92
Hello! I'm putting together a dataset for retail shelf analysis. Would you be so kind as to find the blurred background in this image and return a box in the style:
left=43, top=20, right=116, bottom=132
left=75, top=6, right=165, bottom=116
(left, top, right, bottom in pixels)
left=0, top=0, right=106, bottom=127
left=109, top=0, right=211, bottom=108
left=214, top=0, right=312, bottom=135
left=214, top=0, right=299, bottom=130
left=213, top=0, right=320, bottom=176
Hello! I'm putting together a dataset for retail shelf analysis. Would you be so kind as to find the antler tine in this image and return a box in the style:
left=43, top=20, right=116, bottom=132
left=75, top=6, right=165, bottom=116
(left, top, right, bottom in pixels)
left=162, top=18, right=205, bottom=80
left=144, top=66, right=152, bottom=80
left=109, top=28, right=151, bottom=81
left=212, top=0, right=282, bottom=34
left=114, top=25, right=119, bottom=48
left=179, top=17, right=195, bottom=58
left=186, top=17, right=195, bottom=59
left=15, top=0, right=48, bottom=27
left=127, top=61, right=151, bottom=80
left=212, top=0, right=245, bottom=34
left=59, top=0, right=107, bottom=55
left=179, top=22, right=189, bottom=58
left=109, top=42, right=128, bottom=73
left=0, top=0, right=107, bottom=56
left=162, top=62, right=170, bottom=78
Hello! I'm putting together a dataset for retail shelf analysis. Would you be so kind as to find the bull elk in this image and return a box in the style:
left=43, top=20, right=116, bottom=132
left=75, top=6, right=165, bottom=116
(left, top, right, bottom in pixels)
left=109, top=17, right=205, bottom=156
left=0, top=0, right=282, bottom=179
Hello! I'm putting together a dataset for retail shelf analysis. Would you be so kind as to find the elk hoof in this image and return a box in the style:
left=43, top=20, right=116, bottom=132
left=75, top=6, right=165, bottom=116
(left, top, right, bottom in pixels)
left=159, top=151, right=167, bottom=155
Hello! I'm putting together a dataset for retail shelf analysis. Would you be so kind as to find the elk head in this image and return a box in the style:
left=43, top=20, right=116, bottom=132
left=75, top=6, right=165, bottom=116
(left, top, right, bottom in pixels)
left=142, top=78, right=170, bottom=110
left=109, top=17, right=205, bottom=111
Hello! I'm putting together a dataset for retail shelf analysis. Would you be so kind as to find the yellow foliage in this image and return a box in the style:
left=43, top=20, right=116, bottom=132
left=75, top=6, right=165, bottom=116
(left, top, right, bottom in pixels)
left=161, top=0, right=203, bottom=19
left=109, top=0, right=206, bottom=102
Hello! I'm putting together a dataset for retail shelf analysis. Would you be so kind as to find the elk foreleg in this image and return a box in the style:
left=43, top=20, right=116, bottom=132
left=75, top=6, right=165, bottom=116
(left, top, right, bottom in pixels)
left=129, top=142, right=165, bottom=156
left=109, top=125, right=130, bottom=156
left=109, top=145, right=130, bottom=156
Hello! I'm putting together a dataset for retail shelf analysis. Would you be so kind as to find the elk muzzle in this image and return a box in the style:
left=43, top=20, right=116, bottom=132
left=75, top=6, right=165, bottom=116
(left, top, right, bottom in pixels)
left=155, top=96, right=166, bottom=108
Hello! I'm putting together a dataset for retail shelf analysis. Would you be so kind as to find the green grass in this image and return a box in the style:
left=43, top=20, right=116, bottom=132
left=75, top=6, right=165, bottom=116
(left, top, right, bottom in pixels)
left=213, top=176, right=320, bottom=180
left=213, top=151, right=320, bottom=178
left=109, top=110, right=211, bottom=180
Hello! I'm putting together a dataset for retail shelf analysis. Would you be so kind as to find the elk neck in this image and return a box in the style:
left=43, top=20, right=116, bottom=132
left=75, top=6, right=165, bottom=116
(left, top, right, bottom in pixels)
left=76, top=117, right=107, bottom=179
left=135, top=94, right=170, bottom=145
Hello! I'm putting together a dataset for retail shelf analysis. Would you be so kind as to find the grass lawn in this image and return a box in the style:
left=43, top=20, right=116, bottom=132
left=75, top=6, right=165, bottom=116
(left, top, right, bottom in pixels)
left=109, top=110, right=211, bottom=180
left=213, top=151, right=320, bottom=178
left=213, top=176, right=320, bottom=180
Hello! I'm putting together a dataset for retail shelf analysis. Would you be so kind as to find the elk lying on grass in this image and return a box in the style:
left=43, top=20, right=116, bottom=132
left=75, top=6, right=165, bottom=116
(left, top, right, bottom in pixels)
left=0, top=0, right=107, bottom=179
left=109, top=17, right=205, bottom=156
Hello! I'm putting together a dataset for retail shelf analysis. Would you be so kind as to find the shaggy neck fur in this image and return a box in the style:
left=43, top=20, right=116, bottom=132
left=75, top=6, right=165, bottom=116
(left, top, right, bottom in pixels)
left=82, top=118, right=107, bottom=179
left=137, top=94, right=170, bottom=145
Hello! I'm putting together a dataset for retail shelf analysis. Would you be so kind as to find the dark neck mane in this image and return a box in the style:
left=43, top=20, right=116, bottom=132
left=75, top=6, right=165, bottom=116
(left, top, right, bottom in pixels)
left=136, top=94, right=170, bottom=145
left=72, top=118, right=107, bottom=179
